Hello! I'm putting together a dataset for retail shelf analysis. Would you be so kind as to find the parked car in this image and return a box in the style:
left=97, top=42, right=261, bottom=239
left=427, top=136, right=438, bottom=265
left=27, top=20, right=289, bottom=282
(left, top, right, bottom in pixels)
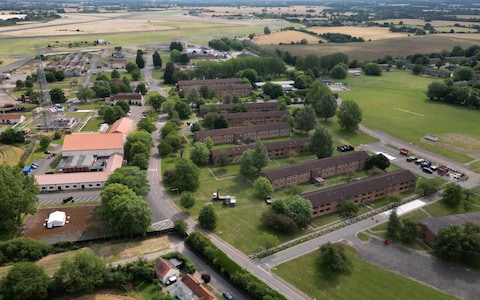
left=62, top=196, right=74, bottom=203
left=337, top=145, right=355, bottom=152
left=415, top=158, right=425, bottom=165
left=44, top=150, right=52, bottom=155
left=406, top=155, right=417, bottom=162
left=265, top=196, right=272, bottom=204
left=31, top=163, right=38, bottom=169
left=422, top=167, right=433, bottom=174
left=222, top=291, right=233, bottom=300
left=420, top=160, right=431, bottom=168
left=165, top=276, right=177, bottom=286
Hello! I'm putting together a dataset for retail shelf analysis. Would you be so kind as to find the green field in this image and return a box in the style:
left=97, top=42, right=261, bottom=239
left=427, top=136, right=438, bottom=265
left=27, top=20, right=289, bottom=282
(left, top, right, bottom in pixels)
left=273, top=245, right=457, bottom=300
left=338, top=69, right=480, bottom=163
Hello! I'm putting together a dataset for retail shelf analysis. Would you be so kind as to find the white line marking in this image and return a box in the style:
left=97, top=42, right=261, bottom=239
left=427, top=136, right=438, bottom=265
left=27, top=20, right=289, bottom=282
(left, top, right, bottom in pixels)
left=393, top=108, right=424, bottom=116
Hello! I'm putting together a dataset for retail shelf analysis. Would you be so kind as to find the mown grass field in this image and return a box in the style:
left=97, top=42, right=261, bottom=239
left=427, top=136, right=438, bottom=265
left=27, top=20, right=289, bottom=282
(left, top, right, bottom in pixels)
left=338, top=69, right=480, bottom=163
left=273, top=245, right=457, bottom=300
left=253, top=30, right=323, bottom=45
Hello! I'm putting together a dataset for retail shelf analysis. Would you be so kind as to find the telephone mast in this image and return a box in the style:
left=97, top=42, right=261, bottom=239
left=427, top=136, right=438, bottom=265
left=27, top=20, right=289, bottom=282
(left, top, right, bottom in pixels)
left=35, top=44, right=52, bottom=130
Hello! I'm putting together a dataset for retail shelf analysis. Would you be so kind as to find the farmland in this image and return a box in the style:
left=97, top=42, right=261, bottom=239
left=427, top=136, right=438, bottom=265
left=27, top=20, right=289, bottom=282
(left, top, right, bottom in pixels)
left=308, top=26, right=407, bottom=41
left=253, top=30, right=322, bottom=45
left=0, top=145, right=24, bottom=166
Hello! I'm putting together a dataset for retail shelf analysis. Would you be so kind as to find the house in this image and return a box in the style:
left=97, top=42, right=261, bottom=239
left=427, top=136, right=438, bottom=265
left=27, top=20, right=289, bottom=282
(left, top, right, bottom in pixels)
left=0, top=114, right=25, bottom=124
left=261, top=151, right=370, bottom=189
left=176, top=78, right=252, bottom=98
left=165, top=273, right=216, bottom=300
left=210, top=137, right=310, bottom=165
left=302, top=170, right=417, bottom=217
left=106, top=92, right=143, bottom=106
left=418, top=212, right=480, bottom=247
left=199, top=101, right=279, bottom=116
left=194, top=122, right=291, bottom=145
left=110, top=117, right=133, bottom=136
left=222, top=110, right=290, bottom=126
left=35, top=171, right=114, bottom=192
left=155, top=258, right=180, bottom=284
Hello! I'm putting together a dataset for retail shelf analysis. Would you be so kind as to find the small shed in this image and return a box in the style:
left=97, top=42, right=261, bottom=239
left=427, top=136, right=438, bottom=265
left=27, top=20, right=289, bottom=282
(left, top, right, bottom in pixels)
left=47, top=211, right=66, bottom=229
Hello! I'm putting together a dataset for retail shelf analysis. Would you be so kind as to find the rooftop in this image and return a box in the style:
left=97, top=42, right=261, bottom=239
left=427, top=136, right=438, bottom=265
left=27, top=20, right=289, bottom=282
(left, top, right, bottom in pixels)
left=110, top=117, right=133, bottom=134
left=62, top=132, right=124, bottom=152
left=418, top=212, right=480, bottom=235
left=35, top=171, right=113, bottom=185
left=194, top=122, right=291, bottom=140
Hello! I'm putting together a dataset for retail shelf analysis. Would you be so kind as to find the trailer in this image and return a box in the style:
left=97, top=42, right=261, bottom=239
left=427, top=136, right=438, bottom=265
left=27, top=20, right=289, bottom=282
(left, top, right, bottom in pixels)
left=212, top=189, right=236, bottom=207
left=399, top=148, right=412, bottom=156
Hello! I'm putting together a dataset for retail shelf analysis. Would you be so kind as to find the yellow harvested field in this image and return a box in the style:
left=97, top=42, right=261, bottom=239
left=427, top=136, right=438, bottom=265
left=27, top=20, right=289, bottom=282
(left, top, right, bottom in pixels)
left=204, top=5, right=329, bottom=15
left=253, top=30, right=322, bottom=45
left=0, top=145, right=24, bottom=166
left=378, top=18, right=480, bottom=27
left=308, top=26, right=406, bottom=41
left=70, top=293, right=138, bottom=300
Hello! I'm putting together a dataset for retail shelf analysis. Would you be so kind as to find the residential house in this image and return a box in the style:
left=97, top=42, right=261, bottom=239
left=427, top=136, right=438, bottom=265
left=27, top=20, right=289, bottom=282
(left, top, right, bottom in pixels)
left=222, top=110, right=290, bottom=126
left=210, top=137, right=310, bottom=165
left=261, top=151, right=370, bottom=189
left=176, top=78, right=252, bottom=98
left=0, top=114, right=25, bottom=124
left=194, top=123, right=291, bottom=145
left=418, top=212, right=480, bottom=247
left=107, top=92, right=144, bottom=106
left=165, top=273, right=215, bottom=300
left=155, top=258, right=180, bottom=284
left=110, top=117, right=133, bottom=136
left=302, top=170, right=417, bottom=217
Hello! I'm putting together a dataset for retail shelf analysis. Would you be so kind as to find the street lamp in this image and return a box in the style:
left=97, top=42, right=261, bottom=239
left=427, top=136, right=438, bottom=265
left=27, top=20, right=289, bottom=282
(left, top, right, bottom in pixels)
left=171, top=188, right=179, bottom=196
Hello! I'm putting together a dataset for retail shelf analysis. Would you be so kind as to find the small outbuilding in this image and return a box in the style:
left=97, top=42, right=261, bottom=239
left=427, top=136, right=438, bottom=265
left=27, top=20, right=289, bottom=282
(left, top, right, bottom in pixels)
left=46, top=211, right=66, bottom=229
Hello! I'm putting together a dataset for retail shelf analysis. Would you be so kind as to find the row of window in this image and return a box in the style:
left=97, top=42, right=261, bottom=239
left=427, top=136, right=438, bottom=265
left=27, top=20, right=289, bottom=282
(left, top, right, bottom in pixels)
left=41, top=183, right=103, bottom=190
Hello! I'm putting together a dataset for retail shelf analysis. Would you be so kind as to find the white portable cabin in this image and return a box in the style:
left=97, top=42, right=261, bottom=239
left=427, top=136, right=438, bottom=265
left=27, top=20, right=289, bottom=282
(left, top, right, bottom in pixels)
left=47, top=211, right=66, bottom=229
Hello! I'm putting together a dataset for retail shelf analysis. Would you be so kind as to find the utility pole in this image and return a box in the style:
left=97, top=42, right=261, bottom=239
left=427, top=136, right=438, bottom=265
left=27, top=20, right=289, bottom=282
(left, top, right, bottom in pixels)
left=35, top=44, right=52, bottom=131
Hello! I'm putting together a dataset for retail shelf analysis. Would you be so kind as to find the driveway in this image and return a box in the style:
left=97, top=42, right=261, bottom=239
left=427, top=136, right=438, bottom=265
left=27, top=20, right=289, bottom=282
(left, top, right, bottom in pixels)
left=350, top=235, right=480, bottom=300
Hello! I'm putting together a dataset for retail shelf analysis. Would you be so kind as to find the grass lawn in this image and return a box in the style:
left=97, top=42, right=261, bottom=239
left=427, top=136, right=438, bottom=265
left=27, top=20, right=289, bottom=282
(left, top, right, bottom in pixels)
left=423, top=196, right=480, bottom=217
left=273, top=245, right=456, bottom=300
left=81, top=117, right=105, bottom=132
left=338, top=69, right=479, bottom=163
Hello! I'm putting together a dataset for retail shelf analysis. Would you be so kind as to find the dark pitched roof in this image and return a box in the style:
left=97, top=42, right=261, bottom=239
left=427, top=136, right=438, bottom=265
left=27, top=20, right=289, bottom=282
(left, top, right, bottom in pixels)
left=418, top=212, right=480, bottom=236
left=211, top=137, right=310, bottom=157
left=112, top=92, right=142, bottom=100
left=301, top=170, right=416, bottom=207
left=177, top=78, right=240, bottom=86
left=262, top=151, right=370, bottom=181
left=199, top=101, right=279, bottom=113
left=155, top=258, right=176, bottom=278
left=223, top=110, right=290, bottom=120
left=194, top=122, right=291, bottom=140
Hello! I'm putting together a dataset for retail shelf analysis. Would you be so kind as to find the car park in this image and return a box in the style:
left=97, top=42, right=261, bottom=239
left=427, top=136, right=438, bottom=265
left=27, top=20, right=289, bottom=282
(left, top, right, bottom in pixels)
left=337, top=145, right=355, bottom=152
left=62, top=196, right=74, bottom=203
left=222, top=291, right=233, bottom=300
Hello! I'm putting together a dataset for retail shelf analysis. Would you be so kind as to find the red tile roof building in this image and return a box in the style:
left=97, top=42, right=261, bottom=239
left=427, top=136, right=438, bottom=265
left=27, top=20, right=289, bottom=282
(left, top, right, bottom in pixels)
left=0, top=114, right=25, bottom=124
left=154, top=258, right=180, bottom=284
left=210, top=137, right=310, bottom=165
left=181, top=274, right=215, bottom=300
left=62, top=132, right=124, bottom=157
left=261, top=151, right=370, bottom=189
left=302, top=170, right=417, bottom=217
left=194, top=123, right=291, bottom=145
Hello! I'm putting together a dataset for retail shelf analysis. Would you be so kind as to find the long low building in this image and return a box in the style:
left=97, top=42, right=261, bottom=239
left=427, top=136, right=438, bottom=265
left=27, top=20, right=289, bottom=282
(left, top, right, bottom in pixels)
left=302, top=170, right=417, bottom=217
left=210, top=137, right=310, bottom=165
left=194, top=122, right=291, bottom=145
left=176, top=78, right=252, bottom=98
left=261, top=151, right=370, bottom=189
left=199, top=101, right=279, bottom=115
left=222, top=110, right=290, bottom=127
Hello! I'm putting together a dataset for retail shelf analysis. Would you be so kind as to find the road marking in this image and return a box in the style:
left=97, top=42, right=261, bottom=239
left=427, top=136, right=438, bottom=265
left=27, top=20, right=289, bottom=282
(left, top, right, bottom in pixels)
left=148, top=168, right=158, bottom=172
left=393, top=108, right=424, bottom=116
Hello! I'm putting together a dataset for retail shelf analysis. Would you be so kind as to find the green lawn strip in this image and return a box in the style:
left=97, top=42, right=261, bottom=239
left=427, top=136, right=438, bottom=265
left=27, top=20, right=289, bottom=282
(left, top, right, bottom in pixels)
left=81, top=117, right=105, bottom=132
left=357, top=232, right=370, bottom=241
left=423, top=197, right=480, bottom=217
left=470, top=161, right=480, bottom=173
left=273, top=245, right=456, bottom=300
left=338, top=70, right=480, bottom=162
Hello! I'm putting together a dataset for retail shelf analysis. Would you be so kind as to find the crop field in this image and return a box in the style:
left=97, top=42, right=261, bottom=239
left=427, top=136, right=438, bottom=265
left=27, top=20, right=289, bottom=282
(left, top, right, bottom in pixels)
left=308, top=26, right=407, bottom=41
left=0, top=145, right=24, bottom=166
left=274, top=245, right=456, bottom=300
left=338, top=69, right=480, bottom=162
left=377, top=18, right=480, bottom=28
left=253, top=30, right=323, bottom=45
left=202, top=5, right=329, bottom=15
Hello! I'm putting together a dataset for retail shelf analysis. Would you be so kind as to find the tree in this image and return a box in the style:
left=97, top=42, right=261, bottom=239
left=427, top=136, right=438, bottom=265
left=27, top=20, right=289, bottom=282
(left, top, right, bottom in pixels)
left=39, top=135, right=51, bottom=150
left=239, top=150, right=257, bottom=179
left=295, top=105, right=317, bottom=134
left=308, top=126, right=333, bottom=159
left=442, top=183, right=463, bottom=207
left=399, top=218, right=419, bottom=243
left=412, top=64, right=423, bottom=75
left=305, top=81, right=337, bottom=121
left=201, top=272, right=211, bottom=284
left=105, top=193, right=152, bottom=237
left=186, top=88, right=200, bottom=107
left=0, top=165, right=38, bottom=233
left=253, top=139, right=269, bottom=175
left=264, top=26, right=271, bottom=34
left=330, top=63, right=347, bottom=79
left=262, top=82, right=284, bottom=99
left=180, top=192, right=195, bottom=212
left=435, top=224, right=467, bottom=261
left=15, top=79, right=25, bottom=90
left=106, top=166, right=150, bottom=196
left=190, top=142, right=210, bottom=166
left=52, top=251, right=107, bottom=294
left=204, top=136, right=214, bottom=150
left=0, top=262, right=50, bottom=300
left=453, top=66, right=474, bottom=82
left=319, top=243, right=350, bottom=273
left=126, top=62, right=138, bottom=73
left=337, top=99, right=362, bottom=132
left=153, top=50, right=162, bottom=69
left=54, top=70, right=65, bottom=81
left=418, top=180, right=440, bottom=196
left=124, top=131, right=154, bottom=161
left=174, top=218, right=188, bottom=237
left=179, top=53, right=190, bottom=65
left=254, top=177, right=274, bottom=199
left=171, top=159, right=200, bottom=192
left=137, top=118, right=157, bottom=133
left=175, top=100, right=192, bottom=119
left=363, top=63, right=382, bottom=76
left=131, top=152, right=149, bottom=170
left=77, top=86, right=96, bottom=102
left=273, top=194, right=313, bottom=226
left=49, top=88, right=65, bottom=104
left=258, top=232, right=279, bottom=251
left=217, top=150, right=230, bottom=167
left=53, top=130, right=62, bottom=140
left=0, top=128, right=24, bottom=144
left=135, top=83, right=148, bottom=95
left=163, top=62, right=176, bottom=84
left=387, top=210, right=401, bottom=239
left=365, top=153, right=390, bottom=170
left=170, top=41, right=184, bottom=51
left=111, top=69, right=120, bottom=79
left=198, top=205, right=217, bottom=231
left=136, top=49, right=145, bottom=69
left=103, top=105, right=125, bottom=124
left=339, top=200, right=359, bottom=217
left=115, top=100, right=130, bottom=115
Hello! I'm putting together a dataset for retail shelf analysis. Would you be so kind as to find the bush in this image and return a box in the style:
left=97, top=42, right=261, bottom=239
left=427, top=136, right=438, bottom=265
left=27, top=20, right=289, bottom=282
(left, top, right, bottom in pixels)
left=0, top=238, right=53, bottom=266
